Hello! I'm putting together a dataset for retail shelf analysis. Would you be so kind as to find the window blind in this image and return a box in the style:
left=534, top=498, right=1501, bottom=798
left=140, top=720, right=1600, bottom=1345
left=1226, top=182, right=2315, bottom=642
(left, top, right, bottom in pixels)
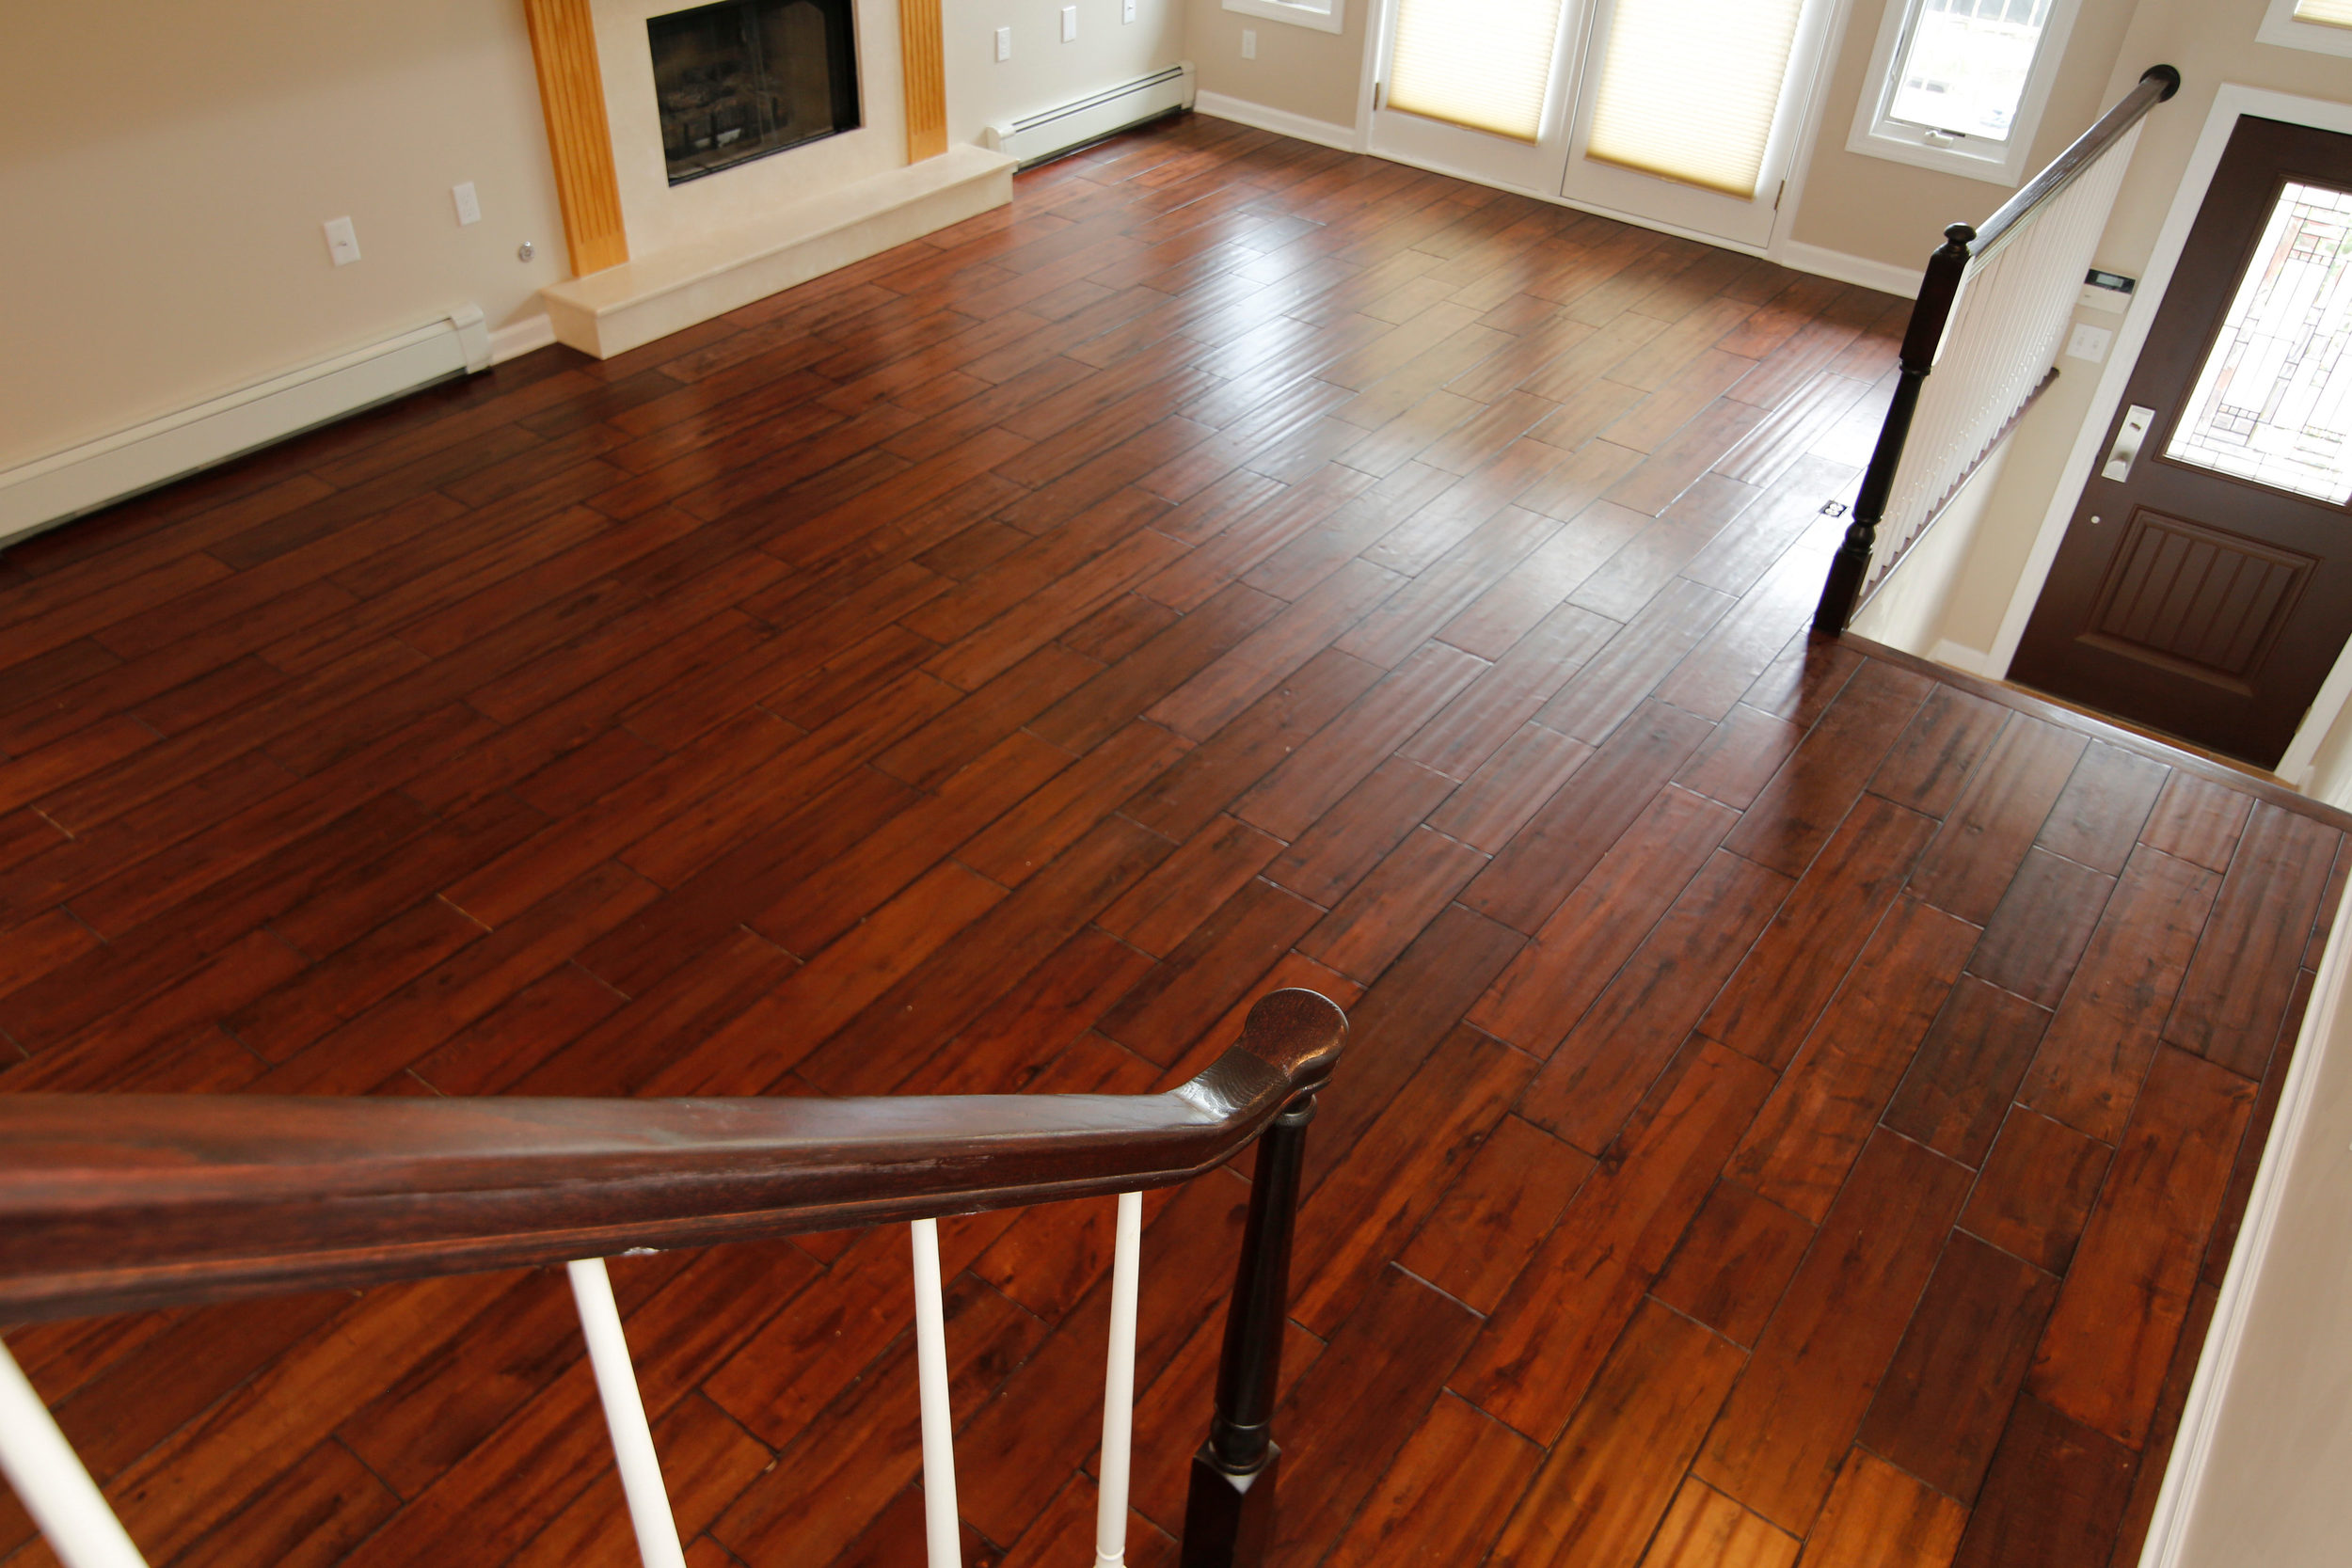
left=1386, top=0, right=1566, bottom=142
left=1584, top=0, right=1808, bottom=199
left=2295, top=0, right=2352, bottom=25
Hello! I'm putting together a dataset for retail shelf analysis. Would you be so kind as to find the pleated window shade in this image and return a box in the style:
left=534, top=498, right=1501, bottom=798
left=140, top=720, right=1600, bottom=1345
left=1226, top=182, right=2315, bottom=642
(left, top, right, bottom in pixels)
left=1387, top=0, right=1567, bottom=142
left=2295, top=0, right=2352, bottom=25
left=1584, top=0, right=1807, bottom=198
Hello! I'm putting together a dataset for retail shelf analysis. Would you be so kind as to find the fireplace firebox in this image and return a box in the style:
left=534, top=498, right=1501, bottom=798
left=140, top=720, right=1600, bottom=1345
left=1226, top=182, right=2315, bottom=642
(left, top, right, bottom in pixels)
left=648, top=0, right=861, bottom=185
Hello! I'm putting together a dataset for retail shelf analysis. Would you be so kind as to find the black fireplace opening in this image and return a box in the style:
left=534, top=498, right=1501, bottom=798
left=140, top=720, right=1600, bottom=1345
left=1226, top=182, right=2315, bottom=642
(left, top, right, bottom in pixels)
left=649, top=0, right=861, bottom=186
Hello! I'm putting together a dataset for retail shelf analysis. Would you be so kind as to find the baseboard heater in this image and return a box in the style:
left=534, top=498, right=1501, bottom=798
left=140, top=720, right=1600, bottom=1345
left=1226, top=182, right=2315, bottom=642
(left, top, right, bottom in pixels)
left=0, top=306, right=494, bottom=550
left=984, top=62, right=1196, bottom=169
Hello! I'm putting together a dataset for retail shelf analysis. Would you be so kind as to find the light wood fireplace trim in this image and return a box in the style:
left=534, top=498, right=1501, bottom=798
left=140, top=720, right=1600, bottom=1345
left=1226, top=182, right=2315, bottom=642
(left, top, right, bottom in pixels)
left=523, top=0, right=631, bottom=277
left=898, top=0, right=948, bottom=163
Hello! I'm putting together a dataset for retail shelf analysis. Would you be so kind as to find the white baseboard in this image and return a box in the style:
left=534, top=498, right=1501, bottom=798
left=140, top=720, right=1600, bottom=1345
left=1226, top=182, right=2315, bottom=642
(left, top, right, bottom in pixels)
left=1771, top=239, right=1924, bottom=300
left=987, top=63, right=1195, bottom=166
left=0, top=306, right=491, bottom=549
left=490, top=313, right=558, bottom=364
left=1927, top=638, right=2002, bottom=678
left=1192, top=92, right=1359, bottom=153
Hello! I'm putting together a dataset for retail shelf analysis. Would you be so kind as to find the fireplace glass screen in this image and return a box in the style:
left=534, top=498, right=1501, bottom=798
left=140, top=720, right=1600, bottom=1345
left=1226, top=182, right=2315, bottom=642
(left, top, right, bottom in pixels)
left=648, top=0, right=860, bottom=185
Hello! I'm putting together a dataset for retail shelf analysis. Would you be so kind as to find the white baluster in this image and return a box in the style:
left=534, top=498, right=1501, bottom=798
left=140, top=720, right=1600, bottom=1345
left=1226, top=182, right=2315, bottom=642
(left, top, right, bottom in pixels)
left=911, top=1218, right=962, bottom=1568
left=0, top=1341, right=148, bottom=1568
left=567, top=1259, right=688, bottom=1568
left=1095, top=1191, right=1143, bottom=1568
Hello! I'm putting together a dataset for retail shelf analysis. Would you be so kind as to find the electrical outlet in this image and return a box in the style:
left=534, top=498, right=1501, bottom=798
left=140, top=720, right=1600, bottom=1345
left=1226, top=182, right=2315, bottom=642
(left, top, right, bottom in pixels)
left=2066, top=322, right=2114, bottom=364
left=1061, top=5, right=1076, bottom=40
left=452, top=182, right=482, bottom=227
left=323, top=216, right=361, bottom=266
left=1123, top=0, right=1136, bottom=20
left=1242, top=26, right=1256, bottom=57
left=994, top=24, right=1011, bottom=59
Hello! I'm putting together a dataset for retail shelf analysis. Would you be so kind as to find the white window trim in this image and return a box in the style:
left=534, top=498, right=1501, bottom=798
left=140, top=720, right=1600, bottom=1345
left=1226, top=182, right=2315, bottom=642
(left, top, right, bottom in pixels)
left=1222, top=0, right=1343, bottom=36
left=2257, top=0, right=2352, bottom=60
left=1845, top=0, right=2087, bottom=188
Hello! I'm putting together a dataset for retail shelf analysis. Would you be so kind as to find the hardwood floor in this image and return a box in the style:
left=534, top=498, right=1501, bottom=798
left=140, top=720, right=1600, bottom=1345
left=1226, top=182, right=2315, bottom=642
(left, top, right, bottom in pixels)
left=1, top=114, right=2342, bottom=1568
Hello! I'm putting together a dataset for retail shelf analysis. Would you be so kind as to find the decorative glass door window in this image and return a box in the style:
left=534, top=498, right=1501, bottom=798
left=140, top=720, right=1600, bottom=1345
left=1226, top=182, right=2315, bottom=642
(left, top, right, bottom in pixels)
left=2166, top=181, right=2352, bottom=506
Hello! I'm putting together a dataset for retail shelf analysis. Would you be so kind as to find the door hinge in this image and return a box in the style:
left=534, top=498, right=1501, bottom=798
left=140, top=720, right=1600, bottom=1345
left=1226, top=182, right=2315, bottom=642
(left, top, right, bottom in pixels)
left=1374, top=81, right=1386, bottom=111
left=1773, top=180, right=1787, bottom=212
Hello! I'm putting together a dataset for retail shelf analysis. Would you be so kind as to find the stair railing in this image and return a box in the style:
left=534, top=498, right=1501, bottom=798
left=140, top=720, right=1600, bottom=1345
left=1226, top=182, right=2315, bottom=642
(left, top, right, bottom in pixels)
left=0, top=989, right=1347, bottom=1568
left=1814, top=63, right=2182, bottom=634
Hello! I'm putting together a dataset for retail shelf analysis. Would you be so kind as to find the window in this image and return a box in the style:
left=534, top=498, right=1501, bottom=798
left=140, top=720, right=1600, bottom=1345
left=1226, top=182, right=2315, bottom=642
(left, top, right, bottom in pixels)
left=1386, top=0, right=1565, bottom=140
left=2258, top=0, right=2352, bottom=60
left=1583, top=0, right=1811, bottom=198
left=1221, top=0, right=1342, bottom=37
left=1848, top=0, right=2085, bottom=185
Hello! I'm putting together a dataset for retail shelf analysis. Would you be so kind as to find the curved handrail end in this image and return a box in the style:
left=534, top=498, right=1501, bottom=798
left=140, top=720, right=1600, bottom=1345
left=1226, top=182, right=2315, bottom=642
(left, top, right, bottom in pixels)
left=1233, top=988, right=1346, bottom=1096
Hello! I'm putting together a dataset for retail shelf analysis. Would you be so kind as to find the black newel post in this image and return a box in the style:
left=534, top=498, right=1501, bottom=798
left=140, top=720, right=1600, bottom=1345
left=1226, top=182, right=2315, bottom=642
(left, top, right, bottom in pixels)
left=1813, top=221, right=1976, bottom=635
left=1178, top=1093, right=1316, bottom=1568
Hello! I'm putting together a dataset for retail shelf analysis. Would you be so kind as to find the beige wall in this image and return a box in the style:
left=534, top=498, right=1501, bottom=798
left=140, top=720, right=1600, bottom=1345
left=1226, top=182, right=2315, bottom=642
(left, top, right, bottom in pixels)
left=0, top=0, right=569, bottom=473
left=1930, top=0, right=2352, bottom=660
left=1787, top=0, right=2142, bottom=269
left=946, top=0, right=1187, bottom=147
left=1187, top=0, right=1365, bottom=132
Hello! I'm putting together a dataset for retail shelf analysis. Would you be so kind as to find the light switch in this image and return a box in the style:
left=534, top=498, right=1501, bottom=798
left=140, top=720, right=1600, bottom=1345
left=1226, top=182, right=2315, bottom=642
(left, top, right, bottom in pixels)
left=452, top=182, right=482, bottom=226
left=1061, top=5, right=1077, bottom=40
left=2066, top=323, right=2113, bottom=364
left=1242, top=26, right=1257, bottom=57
left=1123, top=0, right=1136, bottom=19
left=323, top=216, right=361, bottom=266
left=994, top=24, right=1011, bottom=58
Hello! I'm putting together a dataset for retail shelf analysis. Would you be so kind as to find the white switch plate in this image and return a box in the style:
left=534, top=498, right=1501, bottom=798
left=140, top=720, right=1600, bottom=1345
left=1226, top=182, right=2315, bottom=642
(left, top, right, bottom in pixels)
left=994, top=24, right=1011, bottom=58
left=1123, top=0, right=1136, bottom=20
left=2066, top=323, right=2113, bottom=364
left=323, top=216, right=361, bottom=266
left=1060, top=5, right=1076, bottom=40
left=1242, top=26, right=1256, bottom=56
left=452, top=182, right=482, bottom=227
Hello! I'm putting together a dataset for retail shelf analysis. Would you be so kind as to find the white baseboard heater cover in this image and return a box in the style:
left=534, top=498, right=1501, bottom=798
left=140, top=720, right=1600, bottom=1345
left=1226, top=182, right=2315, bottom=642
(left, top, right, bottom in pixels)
left=0, top=306, right=494, bottom=549
left=984, top=62, right=1196, bottom=168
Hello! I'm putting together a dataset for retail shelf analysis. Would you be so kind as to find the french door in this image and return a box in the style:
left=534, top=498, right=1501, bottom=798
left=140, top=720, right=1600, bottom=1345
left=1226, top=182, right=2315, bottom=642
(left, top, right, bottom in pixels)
left=1368, top=0, right=1836, bottom=249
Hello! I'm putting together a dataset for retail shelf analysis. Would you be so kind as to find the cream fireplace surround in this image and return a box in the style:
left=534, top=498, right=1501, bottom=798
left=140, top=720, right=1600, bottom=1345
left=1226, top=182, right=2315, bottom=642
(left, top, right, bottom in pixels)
left=522, top=0, right=1013, bottom=357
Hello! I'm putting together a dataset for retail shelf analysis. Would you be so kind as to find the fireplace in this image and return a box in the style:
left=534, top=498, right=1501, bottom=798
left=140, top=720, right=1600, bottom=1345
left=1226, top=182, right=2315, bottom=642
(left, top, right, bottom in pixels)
left=647, top=0, right=861, bottom=186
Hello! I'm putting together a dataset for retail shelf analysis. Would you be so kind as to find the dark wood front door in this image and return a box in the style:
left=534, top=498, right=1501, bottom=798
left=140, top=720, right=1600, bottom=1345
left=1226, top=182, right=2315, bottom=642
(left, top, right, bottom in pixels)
left=2011, top=117, right=2352, bottom=769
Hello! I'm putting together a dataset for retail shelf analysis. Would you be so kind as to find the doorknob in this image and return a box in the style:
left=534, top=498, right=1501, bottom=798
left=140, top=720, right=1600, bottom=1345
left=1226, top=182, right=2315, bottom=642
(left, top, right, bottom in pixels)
left=2102, top=404, right=2156, bottom=481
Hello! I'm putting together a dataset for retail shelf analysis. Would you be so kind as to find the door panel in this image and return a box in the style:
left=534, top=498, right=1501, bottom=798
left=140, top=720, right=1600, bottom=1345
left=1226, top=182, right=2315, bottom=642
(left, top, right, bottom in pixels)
left=2012, top=117, right=2352, bottom=768
left=1556, top=0, right=1831, bottom=247
left=1370, top=0, right=1584, bottom=194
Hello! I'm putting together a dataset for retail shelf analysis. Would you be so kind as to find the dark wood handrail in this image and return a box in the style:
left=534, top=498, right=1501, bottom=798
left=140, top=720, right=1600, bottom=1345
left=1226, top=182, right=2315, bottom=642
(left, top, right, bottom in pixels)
left=1973, top=64, right=2180, bottom=258
left=0, top=989, right=1346, bottom=1323
left=1813, top=64, right=2179, bottom=636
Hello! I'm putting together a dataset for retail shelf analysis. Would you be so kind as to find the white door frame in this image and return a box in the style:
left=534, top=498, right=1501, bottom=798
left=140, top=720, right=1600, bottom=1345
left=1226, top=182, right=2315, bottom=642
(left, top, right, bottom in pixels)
left=1985, top=84, right=2352, bottom=787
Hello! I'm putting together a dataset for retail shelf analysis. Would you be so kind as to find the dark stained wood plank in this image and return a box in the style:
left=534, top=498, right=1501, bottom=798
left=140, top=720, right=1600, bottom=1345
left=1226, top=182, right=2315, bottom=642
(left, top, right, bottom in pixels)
left=1720, top=657, right=1934, bottom=877
left=1649, top=1180, right=1815, bottom=1348
left=1858, top=1233, right=2059, bottom=1503
left=1948, top=1395, right=2137, bottom=1568
left=1698, top=794, right=1936, bottom=1068
left=1728, top=895, right=1978, bottom=1220
left=1799, top=1450, right=1968, bottom=1568
left=2032, top=741, right=2169, bottom=874
left=1635, top=1479, right=1800, bottom=1568
left=1319, top=1392, right=1543, bottom=1568
left=1964, top=847, right=2114, bottom=1009
left=1881, top=976, right=2054, bottom=1167
left=2163, top=801, right=2340, bottom=1077
left=1453, top=1038, right=1774, bottom=1440
left=2015, top=846, right=2217, bottom=1143
left=1955, top=1104, right=2111, bottom=1285
left=1694, top=1128, right=1975, bottom=1534
left=1904, top=714, right=2089, bottom=924
left=1486, top=1297, right=1747, bottom=1568
left=2028, top=1046, right=2255, bottom=1448
left=1396, top=1115, right=1595, bottom=1315
left=2137, top=772, right=2251, bottom=872
left=1867, top=686, right=2010, bottom=817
